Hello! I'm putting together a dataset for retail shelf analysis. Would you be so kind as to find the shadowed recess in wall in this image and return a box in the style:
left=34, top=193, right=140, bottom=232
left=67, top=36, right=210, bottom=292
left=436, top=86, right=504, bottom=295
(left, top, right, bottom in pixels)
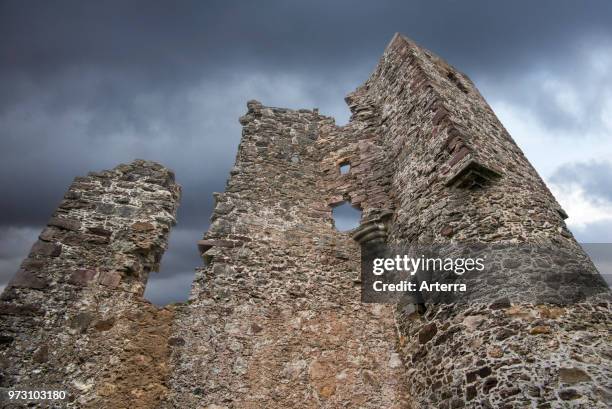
left=332, top=202, right=362, bottom=232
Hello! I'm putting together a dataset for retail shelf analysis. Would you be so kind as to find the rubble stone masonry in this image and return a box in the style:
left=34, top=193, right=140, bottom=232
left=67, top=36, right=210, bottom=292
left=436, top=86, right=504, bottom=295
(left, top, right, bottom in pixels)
left=0, top=160, right=181, bottom=408
left=1, top=34, right=610, bottom=408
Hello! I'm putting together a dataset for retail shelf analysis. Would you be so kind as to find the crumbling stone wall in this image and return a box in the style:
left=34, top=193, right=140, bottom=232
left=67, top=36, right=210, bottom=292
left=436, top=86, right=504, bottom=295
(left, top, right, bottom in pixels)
left=163, top=102, right=410, bottom=408
left=0, top=34, right=609, bottom=409
left=164, top=34, right=610, bottom=408
left=0, top=160, right=180, bottom=408
left=363, top=35, right=611, bottom=408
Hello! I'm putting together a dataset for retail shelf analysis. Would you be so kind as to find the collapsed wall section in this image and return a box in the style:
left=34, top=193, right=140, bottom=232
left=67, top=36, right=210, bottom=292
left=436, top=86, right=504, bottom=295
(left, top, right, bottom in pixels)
left=0, top=160, right=180, bottom=408
left=163, top=102, right=409, bottom=408
left=317, top=85, right=394, bottom=217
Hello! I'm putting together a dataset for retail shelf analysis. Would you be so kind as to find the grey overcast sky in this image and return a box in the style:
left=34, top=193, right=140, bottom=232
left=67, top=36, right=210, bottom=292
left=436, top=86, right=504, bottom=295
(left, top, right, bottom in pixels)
left=1, top=0, right=611, bottom=305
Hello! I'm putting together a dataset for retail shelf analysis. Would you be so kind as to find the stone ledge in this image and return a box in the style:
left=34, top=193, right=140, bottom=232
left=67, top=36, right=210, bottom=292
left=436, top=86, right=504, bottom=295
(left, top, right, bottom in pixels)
left=197, top=239, right=240, bottom=255
left=445, top=159, right=502, bottom=189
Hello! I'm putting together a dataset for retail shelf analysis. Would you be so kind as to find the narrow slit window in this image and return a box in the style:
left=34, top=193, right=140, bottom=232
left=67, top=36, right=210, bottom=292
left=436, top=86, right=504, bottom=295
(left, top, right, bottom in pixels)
left=339, top=162, right=350, bottom=175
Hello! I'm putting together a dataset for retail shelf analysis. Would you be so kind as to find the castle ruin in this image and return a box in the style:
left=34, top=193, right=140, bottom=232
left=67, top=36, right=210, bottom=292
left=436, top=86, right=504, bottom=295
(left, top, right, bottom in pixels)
left=1, top=34, right=610, bottom=408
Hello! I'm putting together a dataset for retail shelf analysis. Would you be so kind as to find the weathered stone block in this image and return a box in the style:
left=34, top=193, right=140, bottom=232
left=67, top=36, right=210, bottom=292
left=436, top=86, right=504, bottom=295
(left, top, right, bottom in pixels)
left=418, top=322, right=437, bottom=344
left=0, top=303, right=41, bottom=316
left=21, top=258, right=45, bottom=271
left=48, top=216, right=81, bottom=231
left=39, top=227, right=58, bottom=242
left=68, top=269, right=98, bottom=286
left=98, top=271, right=122, bottom=288
left=87, top=226, right=113, bottom=237
left=558, top=368, right=591, bottom=384
left=32, top=345, right=49, bottom=363
left=93, top=318, right=115, bottom=332
left=8, top=269, right=49, bottom=290
left=30, top=240, right=61, bottom=257
left=69, top=312, right=94, bottom=333
left=132, top=221, right=155, bottom=231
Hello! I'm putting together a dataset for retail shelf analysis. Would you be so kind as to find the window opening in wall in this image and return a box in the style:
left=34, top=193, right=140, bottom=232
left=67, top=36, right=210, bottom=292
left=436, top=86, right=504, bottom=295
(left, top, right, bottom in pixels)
left=332, top=201, right=362, bottom=232
left=332, top=102, right=352, bottom=126
left=339, top=161, right=351, bottom=175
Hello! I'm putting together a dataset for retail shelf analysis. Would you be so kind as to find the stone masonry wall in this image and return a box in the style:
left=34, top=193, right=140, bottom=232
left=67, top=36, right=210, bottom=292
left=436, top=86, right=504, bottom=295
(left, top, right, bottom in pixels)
left=368, top=35, right=611, bottom=408
left=0, top=33, right=609, bottom=409
left=163, top=102, right=410, bottom=408
left=165, top=34, right=610, bottom=408
left=0, top=160, right=180, bottom=408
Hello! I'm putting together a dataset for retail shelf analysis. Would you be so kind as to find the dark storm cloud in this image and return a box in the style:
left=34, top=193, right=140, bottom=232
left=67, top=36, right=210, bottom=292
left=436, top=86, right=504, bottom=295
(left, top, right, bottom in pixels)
left=0, top=227, right=39, bottom=289
left=550, top=161, right=612, bottom=204
left=1, top=1, right=611, bottom=303
left=3, top=1, right=612, bottom=78
left=143, top=228, right=203, bottom=305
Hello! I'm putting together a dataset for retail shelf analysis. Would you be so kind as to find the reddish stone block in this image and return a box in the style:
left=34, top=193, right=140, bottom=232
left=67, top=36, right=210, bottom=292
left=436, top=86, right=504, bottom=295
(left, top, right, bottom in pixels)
left=30, top=240, right=62, bottom=257
left=132, top=221, right=155, bottom=231
left=9, top=269, right=49, bottom=290
left=88, top=226, right=113, bottom=237
left=440, top=226, right=454, bottom=237
left=98, top=271, right=122, bottom=288
left=68, top=269, right=98, bottom=286
left=48, top=216, right=81, bottom=231
left=448, top=147, right=471, bottom=167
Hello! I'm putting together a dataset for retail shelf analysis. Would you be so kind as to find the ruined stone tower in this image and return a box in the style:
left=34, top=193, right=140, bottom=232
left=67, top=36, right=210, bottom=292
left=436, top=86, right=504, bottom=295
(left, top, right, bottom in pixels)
left=1, top=34, right=610, bottom=408
left=0, top=160, right=181, bottom=407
